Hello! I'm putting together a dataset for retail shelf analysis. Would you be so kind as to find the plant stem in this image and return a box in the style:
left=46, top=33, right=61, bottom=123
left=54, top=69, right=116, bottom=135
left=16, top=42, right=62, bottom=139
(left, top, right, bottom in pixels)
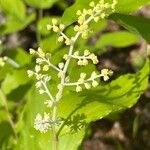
left=52, top=103, right=58, bottom=150
left=4, top=57, right=20, bottom=68
left=50, top=14, right=95, bottom=149
left=0, top=89, right=18, bottom=139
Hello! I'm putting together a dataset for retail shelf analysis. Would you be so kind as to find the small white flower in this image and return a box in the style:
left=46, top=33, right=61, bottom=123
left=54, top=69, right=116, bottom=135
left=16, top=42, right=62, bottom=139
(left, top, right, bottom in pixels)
left=84, top=49, right=90, bottom=56
left=27, top=70, right=34, bottom=77
left=43, top=65, right=49, bottom=71
left=63, top=54, right=68, bottom=60
left=47, top=24, right=52, bottom=31
left=35, top=81, right=42, bottom=88
left=39, top=89, right=45, bottom=94
left=91, top=71, right=97, bottom=79
left=44, top=100, right=53, bottom=108
left=36, top=58, right=43, bottom=64
left=92, top=80, right=99, bottom=87
left=76, top=85, right=82, bottom=92
left=80, top=73, right=86, bottom=79
left=57, top=71, right=64, bottom=78
left=84, top=83, right=91, bottom=89
left=59, top=24, right=65, bottom=30
left=52, top=18, right=58, bottom=25
left=74, top=51, right=79, bottom=56
left=0, top=57, right=5, bottom=67
left=29, top=48, right=36, bottom=54
left=58, top=36, right=64, bottom=42
left=58, top=62, right=64, bottom=69
left=35, top=65, right=41, bottom=73
left=34, top=113, right=51, bottom=133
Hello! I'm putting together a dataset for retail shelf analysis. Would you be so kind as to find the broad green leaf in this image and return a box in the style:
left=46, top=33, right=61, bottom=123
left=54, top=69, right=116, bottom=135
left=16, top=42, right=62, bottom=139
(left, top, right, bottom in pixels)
left=96, top=31, right=139, bottom=49
left=0, top=13, right=36, bottom=35
left=61, top=0, right=150, bottom=25
left=4, top=48, right=32, bottom=67
left=1, top=69, right=29, bottom=95
left=0, top=0, right=26, bottom=20
left=0, top=121, right=13, bottom=150
left=0, top=64, right=13, bottom=80
left=40, top=34, right=62, bottom=52
left=110, top=13, right=150, bottom=44
left=25, top=0, right=59, bottom=9
left=115, top=0, right=150, bottom=14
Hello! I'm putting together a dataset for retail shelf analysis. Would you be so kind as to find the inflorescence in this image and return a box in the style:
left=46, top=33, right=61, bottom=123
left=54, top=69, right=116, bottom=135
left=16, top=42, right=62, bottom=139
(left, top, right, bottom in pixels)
left=27, top=0, right=117, bottom=133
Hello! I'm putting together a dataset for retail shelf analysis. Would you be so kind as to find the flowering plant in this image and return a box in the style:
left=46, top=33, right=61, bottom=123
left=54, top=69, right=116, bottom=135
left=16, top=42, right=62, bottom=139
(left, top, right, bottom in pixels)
left=27, top=0, right=117, bottom=148
left=0, top=0, right=150, bottom=150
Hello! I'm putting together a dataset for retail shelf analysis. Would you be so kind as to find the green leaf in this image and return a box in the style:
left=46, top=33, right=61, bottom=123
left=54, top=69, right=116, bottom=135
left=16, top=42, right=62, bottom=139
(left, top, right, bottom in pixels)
left=0, top=121, right=13, bottom=149
left=115, top=0, right=150, bottom=14
left=0, top=64, right=13, bottom=81
left=96, top=31, right=139, bottom=49
left=1, top=69, right=30, bottom=95
left=0, top=13, right=36, bottom=35
left=110, top=13, right=150, bottom=44
left=61, top=0, right=150, bottom=25
left=4, top=48, right=32, bottom=67
left=0, top=0, right=26, bottom=20
left=40, top=34, right=62, bottom=52
left=25, top=0, right=59, bottom=9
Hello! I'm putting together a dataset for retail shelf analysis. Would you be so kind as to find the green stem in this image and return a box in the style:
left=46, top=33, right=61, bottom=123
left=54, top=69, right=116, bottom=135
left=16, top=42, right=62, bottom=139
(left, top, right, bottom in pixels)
left=52, top=103, right=58, bottom=150
left=0, top=89, right=18, bottom=139
left=47, top=11, right=95, bottom=150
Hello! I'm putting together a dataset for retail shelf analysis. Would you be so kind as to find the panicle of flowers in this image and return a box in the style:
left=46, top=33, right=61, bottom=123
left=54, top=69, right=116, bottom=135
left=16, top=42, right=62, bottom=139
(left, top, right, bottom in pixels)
left=34, top=113, right=63, bottom=133
left=27, top=47, right=58, bottom=105
left=74, top=0, right=118, bottom=39
left=46, top=18, right=71, bottom=46
left=34, top=113, right=51, bottom=133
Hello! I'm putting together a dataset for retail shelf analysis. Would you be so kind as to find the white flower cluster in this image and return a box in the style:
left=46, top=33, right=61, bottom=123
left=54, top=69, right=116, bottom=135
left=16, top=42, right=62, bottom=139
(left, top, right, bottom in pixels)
left=34, top=113, right=51, bottom=133
left=46, top=19, right=71, bottom=45
left=27, top=48, right=53, bottom=95
left=74, top=0, right=118, bottom=39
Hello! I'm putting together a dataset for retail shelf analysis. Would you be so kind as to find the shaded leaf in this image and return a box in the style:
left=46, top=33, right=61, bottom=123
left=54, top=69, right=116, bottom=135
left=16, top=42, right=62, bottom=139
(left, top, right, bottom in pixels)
left=1, top=69, right=30, bottom=95
left=96, top=31, right=139, bottom=49
left=0, top=0, right=26, bottom=20
left=110, top=13, right=150, bottom=44
left=0, top=13, right=36, bottom=35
